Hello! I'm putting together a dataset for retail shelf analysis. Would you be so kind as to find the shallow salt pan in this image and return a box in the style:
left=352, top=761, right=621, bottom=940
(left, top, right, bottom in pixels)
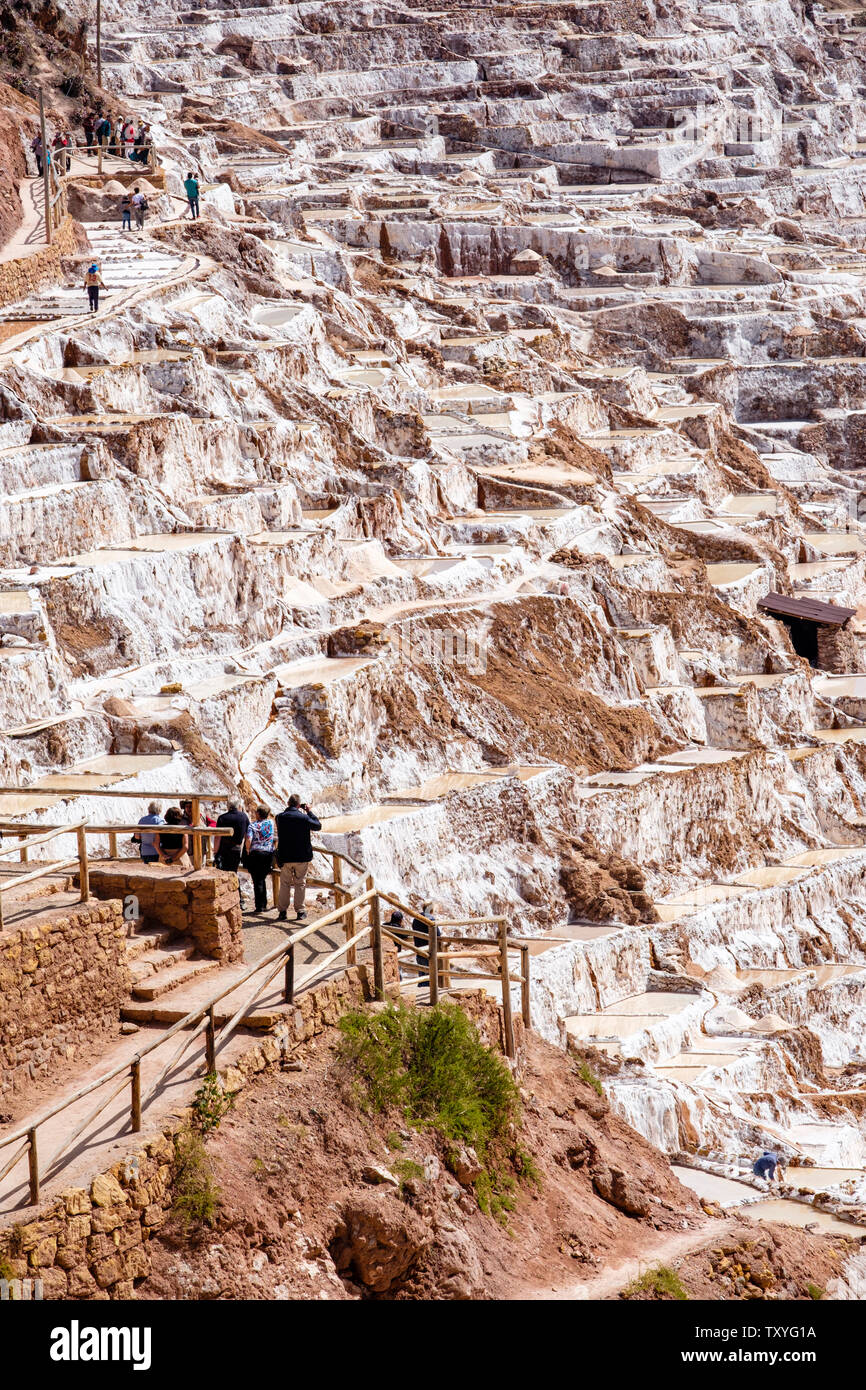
left=787, top=1167, right=866, bottom=1192
left=743, top=1200, right=862, bottom=1234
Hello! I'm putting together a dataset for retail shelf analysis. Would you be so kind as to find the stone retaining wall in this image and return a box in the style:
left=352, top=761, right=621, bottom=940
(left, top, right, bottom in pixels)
left=0, top=960, right=390, bottom=1299
left=0, top=899, right=129, bottom=1104
left=0, top=970, right=522, bottom=1299
left=88, top=864, right=243, bottom=963
left=0, top=217, right=86, bottom=310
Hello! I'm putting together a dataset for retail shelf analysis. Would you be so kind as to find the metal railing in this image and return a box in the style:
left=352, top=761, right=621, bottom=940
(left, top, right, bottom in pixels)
left=0, top=840, right=529, bottom=1207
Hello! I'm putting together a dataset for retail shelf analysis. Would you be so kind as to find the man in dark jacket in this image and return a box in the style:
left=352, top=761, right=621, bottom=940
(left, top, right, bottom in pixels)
left=275, top=794, right=321, bottom=921
left=215, top=799, right=250, bottom=874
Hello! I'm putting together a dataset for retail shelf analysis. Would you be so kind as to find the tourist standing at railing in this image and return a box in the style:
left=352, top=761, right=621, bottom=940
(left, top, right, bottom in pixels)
left=412, top=900, right=441, bottom=992
left=132, top=802, right=163, bottom=865
left=83, top=112, right=94, bottom=154
left=275, top=794, right=321, bottom=922
left=120, top=189, right=132, bottom=232
left=31, top=133, right=44, bottom=177
left=157, top=807, right=191, bottom=869
left=184, top=172, right=200, bottom=220
left=214, top=800, right=250, bottom=875
left=386, top=909, right=414, bottom=979
left=132, top=124, right=151, bottom=164
left=244, top=806, right=276, bottom=913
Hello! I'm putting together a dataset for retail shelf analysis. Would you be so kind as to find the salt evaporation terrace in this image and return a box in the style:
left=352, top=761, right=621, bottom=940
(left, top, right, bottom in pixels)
left=8, top=0, right=866, bottom=1235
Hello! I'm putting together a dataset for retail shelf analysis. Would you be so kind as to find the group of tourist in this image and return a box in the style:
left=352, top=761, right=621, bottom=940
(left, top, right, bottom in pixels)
left=82, top=112, right=153, bottom=163
left=132, top=794, right=323, bottom=922
left=30, top=115, right=154, bottom=178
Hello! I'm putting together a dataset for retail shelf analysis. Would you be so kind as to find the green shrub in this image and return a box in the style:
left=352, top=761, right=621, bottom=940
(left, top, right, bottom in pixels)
left=576, top=1059, right=604, bottom=1098
left=172, top=1128, right=221, bottom=1231
left=191, top=1072, right=235, bottom=1135
left=338, top=1001, right=535, bottom=1218
left=622, top=1264, right=689, bottom=1301
left=806, top=1282, right=825, bottom=1301
left=392, top=1158, right=425, bottom=1192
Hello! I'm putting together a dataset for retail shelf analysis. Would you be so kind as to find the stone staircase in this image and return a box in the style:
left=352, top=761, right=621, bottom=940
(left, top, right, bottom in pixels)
left=123, top=917, right=221, bottom=1004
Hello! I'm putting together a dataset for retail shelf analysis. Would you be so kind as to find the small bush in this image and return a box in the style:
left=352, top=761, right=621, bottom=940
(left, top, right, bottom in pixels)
left=386, top=1130, right=405, bottom=1152
left=191, top=1073, right=234, bottom=1135
left=622, top=1264, right=689, bottom=1301
left=172, top=1128, right=221, bottom=1231
left=392, top=1158, right=425, bottom=1192
left=338, top=1001, right=535, bottom=1217
left=575, top=1059, right=603, bottom=1098
left=806, top=1282, right=825, bottom=1301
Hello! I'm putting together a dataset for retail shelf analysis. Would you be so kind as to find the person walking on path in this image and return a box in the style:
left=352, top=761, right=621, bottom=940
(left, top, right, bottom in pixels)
left=83, top=262, right=105, bottom=313
left=245, top=806, right=276, bottom=913
left=131, top=185, right=147, bottom=232
left=132, top=802, right=163, bottom=864
left=214, top=799, right=250, bottom=874
left=120, top=189, right=132, bottom=231
left=83, top=112, right=94, bottom=153
left=275, top=794, right=321, bottom=921
left=31, top=134, right=43, bottom=177
left=184, top=172, right=200, bottom=219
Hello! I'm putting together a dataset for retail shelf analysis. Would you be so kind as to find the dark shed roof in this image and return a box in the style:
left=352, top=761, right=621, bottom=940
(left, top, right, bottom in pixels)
left=758, top=592, right=857, bottom=626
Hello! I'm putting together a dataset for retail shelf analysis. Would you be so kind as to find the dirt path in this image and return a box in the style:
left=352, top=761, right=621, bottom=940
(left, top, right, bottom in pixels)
left=522, top=1217, right=739, bottom=1301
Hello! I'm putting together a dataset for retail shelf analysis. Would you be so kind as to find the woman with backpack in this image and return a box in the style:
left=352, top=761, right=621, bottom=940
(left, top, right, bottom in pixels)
left=131, top=186, right=148, bottom=231
left=244, top=806, right=276, bottom=913
left=83, top=262, right=105, bottom=313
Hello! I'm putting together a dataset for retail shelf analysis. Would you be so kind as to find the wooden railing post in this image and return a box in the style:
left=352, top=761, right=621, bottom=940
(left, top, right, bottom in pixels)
left=108, top=830, right=118, bottom=860
left=77, top=824, right=89, bottom=902
left=284, top=945, right=295, bottom=1004
left=39, top=89, right=51, bottom=247
left=28, top=1128, right=39, bottom=1205
left=190, top=797, right=202, bottom=869
left=332, top=855, right=358, bottom=966
left=205, top=1006, right=216, bottom=1072
left=131, top=1060, right=142, bottom=1132
left=499, top=920, right=515, bottom=1059
left=370, top=893, right=385, bottom=1000
left=428, top=921, right=439, bottom=1005
left=520, top=944, right=531, bottom=1029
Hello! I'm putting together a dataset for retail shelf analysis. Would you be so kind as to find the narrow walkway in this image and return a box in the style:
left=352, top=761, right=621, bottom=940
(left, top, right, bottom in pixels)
left=524, top=1217, right=736, bottom=1301
left=0, top=178, right=45, bottom=264
left=0, top=899, right=374, bottom=1224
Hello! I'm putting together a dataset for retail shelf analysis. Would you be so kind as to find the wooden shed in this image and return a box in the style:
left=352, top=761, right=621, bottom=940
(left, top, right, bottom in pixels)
left=757, top=592, right=858, bottom=671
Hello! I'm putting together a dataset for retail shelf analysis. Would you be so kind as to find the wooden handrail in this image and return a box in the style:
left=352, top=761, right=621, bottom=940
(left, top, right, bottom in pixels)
left=0, top=844, right=528, bottom=1205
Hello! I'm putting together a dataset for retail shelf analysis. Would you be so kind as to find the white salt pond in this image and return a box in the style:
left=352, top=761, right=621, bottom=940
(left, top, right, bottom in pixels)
left=742, top=1200, right=862, bottom=1234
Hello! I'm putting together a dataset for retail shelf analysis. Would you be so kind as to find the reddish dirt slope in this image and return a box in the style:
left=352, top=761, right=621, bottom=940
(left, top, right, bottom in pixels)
left=141, top=1021, right=708, bottom=1301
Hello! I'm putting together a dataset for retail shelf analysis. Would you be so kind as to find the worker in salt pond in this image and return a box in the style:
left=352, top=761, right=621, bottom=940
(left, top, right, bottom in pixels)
left=753, top=1151, right=784, bottom=1184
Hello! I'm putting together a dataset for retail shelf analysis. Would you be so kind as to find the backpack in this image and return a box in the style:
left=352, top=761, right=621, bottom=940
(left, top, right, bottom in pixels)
left=139, top=197, right=149, bottom=212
